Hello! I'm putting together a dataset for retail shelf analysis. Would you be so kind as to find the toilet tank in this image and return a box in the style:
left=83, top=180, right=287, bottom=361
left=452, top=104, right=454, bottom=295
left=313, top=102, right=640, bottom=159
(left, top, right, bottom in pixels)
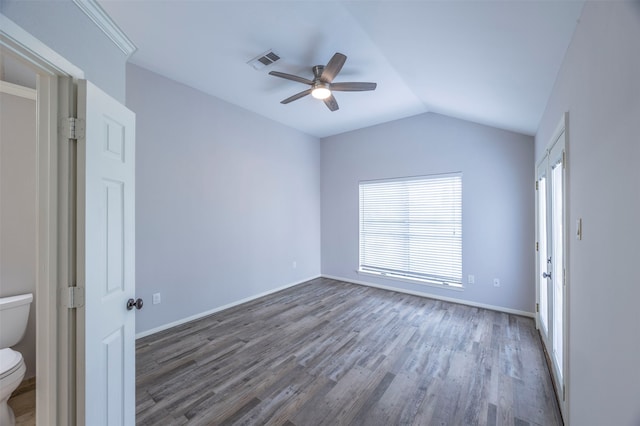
left=0, top=293, right=33, bottom=348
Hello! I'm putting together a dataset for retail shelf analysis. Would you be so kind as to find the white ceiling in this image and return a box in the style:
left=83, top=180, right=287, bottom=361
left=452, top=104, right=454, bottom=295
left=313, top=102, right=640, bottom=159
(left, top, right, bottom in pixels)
left=99, top=0, right=584, bottom=138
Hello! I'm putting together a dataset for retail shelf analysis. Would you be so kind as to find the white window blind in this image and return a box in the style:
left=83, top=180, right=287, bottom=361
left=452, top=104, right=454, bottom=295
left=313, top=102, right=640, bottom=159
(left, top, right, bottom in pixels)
left=359, top=173, right=462, bottom=287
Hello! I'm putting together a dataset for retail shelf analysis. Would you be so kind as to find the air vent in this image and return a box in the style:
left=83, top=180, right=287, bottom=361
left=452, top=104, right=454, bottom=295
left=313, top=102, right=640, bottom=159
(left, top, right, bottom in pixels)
left=247, top=50, right=280, bottom=70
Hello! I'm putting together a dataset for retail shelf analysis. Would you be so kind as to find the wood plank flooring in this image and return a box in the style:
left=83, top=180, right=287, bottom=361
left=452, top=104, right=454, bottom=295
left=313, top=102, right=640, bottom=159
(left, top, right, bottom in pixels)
left=136, top=278, right=562, bottom=426
left=7, top=377, right=36, bottom=426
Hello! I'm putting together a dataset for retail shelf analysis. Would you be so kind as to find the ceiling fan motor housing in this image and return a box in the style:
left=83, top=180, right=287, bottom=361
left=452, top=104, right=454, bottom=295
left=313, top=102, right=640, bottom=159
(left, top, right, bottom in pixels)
left=312, top=65, right=325, bottom=80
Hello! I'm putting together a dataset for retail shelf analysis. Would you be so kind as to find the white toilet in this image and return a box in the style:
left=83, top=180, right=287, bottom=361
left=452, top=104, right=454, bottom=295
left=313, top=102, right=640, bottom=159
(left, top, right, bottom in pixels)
left=0, top=293, right=33, bottom=426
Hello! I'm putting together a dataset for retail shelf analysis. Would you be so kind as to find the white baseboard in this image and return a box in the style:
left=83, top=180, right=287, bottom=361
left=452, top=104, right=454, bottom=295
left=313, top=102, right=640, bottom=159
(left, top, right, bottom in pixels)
left=321, top=274, right=535, bottom=318
left=135, top=274, right=321, bottom=339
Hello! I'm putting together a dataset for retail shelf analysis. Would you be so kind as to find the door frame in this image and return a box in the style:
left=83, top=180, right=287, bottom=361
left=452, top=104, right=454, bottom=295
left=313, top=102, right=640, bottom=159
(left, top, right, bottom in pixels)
left=535, top=112, right=569, bottom=422
left=0, top=13, right=84, bottom=425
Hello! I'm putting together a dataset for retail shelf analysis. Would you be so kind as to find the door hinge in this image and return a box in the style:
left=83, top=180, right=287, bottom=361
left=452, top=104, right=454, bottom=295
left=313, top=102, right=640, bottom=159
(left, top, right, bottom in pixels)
left=536, top=302, right=539, bottom=313
left=562, top=384, right=566, bottom=401
left=535, top=180, right=539, bottom=190
left=63, top=286, right=85, bottom=309
left=59, top=117, right=86, bottom=140
left=536, top=241, right=539, bottom=252
left=562, top=151, right=566, bottom=169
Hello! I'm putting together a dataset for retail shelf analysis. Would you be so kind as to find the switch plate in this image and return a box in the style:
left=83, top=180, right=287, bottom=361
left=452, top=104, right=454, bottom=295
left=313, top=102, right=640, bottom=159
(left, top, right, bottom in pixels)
left=468, top=275, right=475, bottom=284
left=493, top=279, right=500, bottom=287
left=152, top=293, right=161, bottom=304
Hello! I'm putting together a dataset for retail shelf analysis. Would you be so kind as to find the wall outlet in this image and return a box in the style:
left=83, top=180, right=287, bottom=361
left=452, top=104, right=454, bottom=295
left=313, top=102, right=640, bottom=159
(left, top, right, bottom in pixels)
left=493, top=278, right=501, bottom=287
left=468, top=275, right=475, bottom=284
left=292, top=261, right=297, bottom=269
left=152, top=293, right=161, bottom=304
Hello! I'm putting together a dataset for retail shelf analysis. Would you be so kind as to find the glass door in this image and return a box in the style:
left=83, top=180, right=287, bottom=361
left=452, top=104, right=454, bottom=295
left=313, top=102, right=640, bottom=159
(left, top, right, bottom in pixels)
left=550, top=152, right=564, bottom=380
left=536, top=163, right=548, bottom=334
left=536, top=126, right=566, bottom=414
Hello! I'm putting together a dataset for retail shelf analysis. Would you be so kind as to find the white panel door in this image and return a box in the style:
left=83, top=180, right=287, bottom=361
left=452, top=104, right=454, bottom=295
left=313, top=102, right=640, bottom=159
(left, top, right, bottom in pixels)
left=76, top=80, right=136, bottom=426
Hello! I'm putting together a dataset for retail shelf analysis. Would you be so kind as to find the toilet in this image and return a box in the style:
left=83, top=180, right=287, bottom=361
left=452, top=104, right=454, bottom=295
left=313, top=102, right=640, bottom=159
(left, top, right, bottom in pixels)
left=0, top=293, right=33, bottom=426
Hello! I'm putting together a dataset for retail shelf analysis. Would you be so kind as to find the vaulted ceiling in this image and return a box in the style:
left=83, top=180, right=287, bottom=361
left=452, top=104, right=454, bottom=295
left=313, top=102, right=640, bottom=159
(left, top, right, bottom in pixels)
left=99, top=1, right=584, bottom=138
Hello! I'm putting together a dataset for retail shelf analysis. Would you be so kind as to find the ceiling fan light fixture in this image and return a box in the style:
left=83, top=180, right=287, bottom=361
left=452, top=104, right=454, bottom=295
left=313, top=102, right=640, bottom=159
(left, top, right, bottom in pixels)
left=311, top=87, right=331, bottom=100
left=311, top=83, right=331, bottom=100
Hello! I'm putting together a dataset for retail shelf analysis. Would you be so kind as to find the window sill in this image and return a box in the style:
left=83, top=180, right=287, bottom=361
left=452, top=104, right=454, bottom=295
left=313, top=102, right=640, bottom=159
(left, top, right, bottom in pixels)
left=357, top=269, right=464, bottom=292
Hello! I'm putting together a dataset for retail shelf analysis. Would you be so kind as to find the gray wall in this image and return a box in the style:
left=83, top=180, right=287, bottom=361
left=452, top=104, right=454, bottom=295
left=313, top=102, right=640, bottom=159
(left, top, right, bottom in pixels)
left=321, top=112, right=534, bottom=313
left=535, top=2, right=640, bottom=425
left=127, top=64, right=321, bottom=335
left=1, top=0, right=128, bottom=102
left=0, top=91, right=36, bottom=378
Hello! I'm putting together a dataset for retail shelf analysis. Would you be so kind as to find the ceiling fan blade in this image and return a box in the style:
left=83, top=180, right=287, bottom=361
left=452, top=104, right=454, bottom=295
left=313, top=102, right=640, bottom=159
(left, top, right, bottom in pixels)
left=281, top=89, right=312, bottom=104
left=269, top=71, right=314, bottom=86
left=330, top=82, right=377, bottom=92
left=323, top=94, right=339, bottom=112
left=321, top=53, right=347, bottom=83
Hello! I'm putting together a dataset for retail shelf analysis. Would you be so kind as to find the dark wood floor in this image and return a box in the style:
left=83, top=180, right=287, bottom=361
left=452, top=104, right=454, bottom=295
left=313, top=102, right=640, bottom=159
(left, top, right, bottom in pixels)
left=136, top=277, right=562, bottom=426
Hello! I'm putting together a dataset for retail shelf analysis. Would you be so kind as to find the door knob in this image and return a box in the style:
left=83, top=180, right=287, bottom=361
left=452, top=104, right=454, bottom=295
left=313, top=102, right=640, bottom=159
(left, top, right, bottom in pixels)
left=126, top=298, right=143, bottom=310
left=542, top=272, right=552, bottom=279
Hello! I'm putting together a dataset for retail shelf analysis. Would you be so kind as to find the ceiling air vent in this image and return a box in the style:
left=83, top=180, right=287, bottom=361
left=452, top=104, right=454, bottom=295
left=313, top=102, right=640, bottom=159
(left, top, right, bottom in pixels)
left=247, top=50, right=280, bottom=70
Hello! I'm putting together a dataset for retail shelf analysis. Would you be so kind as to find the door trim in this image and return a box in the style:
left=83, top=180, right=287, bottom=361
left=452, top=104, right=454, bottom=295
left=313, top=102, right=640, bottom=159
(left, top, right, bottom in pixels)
left=1, top=13, right=85, bottom=425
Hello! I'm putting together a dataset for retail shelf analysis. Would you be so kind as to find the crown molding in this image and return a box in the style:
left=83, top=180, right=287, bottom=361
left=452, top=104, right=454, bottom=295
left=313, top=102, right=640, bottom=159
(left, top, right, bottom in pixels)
left=71, top=0, right=136, bottom=57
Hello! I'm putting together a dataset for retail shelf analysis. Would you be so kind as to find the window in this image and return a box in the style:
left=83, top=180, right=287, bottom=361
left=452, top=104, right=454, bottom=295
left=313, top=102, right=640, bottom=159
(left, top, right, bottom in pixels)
left=359, top=173, right=462, bottom=288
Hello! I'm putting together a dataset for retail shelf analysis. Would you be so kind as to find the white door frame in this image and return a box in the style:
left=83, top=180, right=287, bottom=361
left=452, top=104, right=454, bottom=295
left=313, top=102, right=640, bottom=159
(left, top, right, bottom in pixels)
left=0, top=13, right=84, bottom=425
left=535, top=112, right=569, bottom=422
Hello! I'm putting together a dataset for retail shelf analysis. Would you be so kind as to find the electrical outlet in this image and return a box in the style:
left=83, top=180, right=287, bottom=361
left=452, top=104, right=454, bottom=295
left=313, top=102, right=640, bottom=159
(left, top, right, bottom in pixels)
left=468, top=275, right=475, bottom=284
left=152, top=293, right=161, bottom=304
left=493, top=279, right=500, bottom=287
left=292, top=261, right=297, bottom=269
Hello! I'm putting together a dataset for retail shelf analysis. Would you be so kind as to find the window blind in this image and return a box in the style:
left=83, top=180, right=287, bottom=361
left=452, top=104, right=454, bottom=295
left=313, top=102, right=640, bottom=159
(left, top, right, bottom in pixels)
left=359, top=174, right=462, bottom=287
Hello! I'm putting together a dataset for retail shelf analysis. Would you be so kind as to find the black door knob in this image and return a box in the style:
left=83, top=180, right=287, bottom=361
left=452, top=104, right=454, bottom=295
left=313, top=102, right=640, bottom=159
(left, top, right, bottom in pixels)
left=126, top=298, right=144, bottom=310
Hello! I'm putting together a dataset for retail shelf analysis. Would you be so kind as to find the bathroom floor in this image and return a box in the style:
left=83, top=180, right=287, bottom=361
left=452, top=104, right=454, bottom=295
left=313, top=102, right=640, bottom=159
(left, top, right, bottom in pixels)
left=8, top=378, right=35, bottom=426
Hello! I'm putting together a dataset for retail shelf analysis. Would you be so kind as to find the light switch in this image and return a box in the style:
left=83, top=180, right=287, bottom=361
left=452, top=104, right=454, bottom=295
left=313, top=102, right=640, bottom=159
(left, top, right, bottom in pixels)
left=576, top=218, right=582, bottom=240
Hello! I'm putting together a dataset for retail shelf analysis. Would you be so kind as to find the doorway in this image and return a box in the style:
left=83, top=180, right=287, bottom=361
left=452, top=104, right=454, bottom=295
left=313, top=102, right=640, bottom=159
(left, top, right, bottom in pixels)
left=1, top=52, right=38, bottom=423
left=2, top=14, right=138, bottom=426
left=1, top=17, right=85, bottom=424
left=536, top=114, right=568, bottom=419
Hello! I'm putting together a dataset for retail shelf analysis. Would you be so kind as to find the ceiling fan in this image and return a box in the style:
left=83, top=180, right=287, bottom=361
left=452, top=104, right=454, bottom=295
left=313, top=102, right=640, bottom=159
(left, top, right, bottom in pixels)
left=269, top=52, right=377, bottom=112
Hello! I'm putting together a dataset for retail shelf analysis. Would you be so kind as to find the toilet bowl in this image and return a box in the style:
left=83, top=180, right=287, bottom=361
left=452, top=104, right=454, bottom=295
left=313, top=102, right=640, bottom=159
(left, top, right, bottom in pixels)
left=0, top=293, right=33, bottom=426
left=0, top=349, right=26, bottom=425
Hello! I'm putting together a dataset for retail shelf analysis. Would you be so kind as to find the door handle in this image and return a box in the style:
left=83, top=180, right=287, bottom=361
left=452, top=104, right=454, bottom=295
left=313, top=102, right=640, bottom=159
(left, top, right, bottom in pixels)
left=542, top=272, right=551, bottom=279
left=126, top=298, right=143, bottom=311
